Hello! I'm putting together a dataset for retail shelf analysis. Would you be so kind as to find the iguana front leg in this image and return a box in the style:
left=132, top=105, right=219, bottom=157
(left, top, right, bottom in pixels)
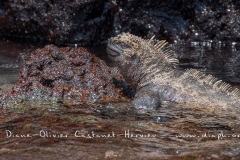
left=132, top=90, right=161, bottom=111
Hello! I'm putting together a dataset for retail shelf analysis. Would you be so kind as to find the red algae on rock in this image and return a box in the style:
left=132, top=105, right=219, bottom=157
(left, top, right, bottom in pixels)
left=1, top=44, right=130, bottom=107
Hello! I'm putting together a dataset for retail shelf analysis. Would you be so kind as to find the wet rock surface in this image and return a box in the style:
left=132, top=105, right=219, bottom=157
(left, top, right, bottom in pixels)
left=1, top=1, right=240, bottom=45
left=0, top=44, right=130, bottom=107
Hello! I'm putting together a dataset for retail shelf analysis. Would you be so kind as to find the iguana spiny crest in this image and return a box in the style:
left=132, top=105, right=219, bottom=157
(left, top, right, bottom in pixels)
left=185, top=69, right=240, bottom=99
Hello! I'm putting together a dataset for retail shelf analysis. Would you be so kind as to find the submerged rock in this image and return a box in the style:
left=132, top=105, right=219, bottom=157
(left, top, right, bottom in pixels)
left=0, top=45, right=130, bottom=107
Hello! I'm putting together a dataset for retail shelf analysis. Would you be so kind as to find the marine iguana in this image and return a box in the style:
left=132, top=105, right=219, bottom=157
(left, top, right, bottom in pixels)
left=106, top=32, right=240, bottom=111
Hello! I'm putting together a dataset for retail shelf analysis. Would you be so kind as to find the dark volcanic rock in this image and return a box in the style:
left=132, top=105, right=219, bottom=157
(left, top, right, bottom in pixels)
left=0, top=45, right=129, bottom=107
left=1, top=0, right=240, bottom=45
left=192, top=1, right=240, bottom=41
left=0, top=0, right=116, bottom=45
left=113, top=0, right=191, bottom=42
left=114, top=0, right=240, bottom=42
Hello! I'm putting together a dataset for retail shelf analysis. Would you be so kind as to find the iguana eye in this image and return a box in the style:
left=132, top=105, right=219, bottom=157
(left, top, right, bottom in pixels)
left=121, top=43, right=131, bottom=48
left=112, top=41, right=130, bottom=49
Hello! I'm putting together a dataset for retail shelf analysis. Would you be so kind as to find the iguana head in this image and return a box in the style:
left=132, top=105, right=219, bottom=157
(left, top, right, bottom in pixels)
left=107, top=33, right=141, bottom=67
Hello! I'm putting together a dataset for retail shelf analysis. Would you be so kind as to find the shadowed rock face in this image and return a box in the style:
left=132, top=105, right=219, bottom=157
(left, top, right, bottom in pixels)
left=0, top=0, right=116, bottom=45
left=114, top=0, right=240, bottom=42
left=0, top=45, right=130, bottom=107
left=1, top=1, right=240, bottom=45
